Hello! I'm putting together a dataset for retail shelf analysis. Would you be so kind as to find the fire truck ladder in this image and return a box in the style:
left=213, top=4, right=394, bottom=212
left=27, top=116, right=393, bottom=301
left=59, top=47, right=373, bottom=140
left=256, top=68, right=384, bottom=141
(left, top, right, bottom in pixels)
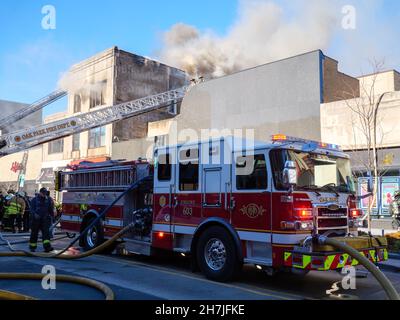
left=0, top=90, right=67, bottom=130
left=0, top=87, right=187, bottom=156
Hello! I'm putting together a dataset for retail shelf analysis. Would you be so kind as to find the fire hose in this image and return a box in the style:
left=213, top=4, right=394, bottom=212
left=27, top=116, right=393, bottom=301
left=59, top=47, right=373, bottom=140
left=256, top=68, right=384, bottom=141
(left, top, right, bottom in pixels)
left=0, top=177, right=151, bottom=300
left=0, top=273, right=114, bottom=300
left=314, top=235, right=400, bottom=300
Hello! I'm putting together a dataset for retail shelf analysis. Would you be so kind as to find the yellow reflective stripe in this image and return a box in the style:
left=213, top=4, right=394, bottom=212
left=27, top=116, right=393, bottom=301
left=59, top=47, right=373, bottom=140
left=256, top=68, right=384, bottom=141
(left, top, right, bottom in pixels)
left=342, top=254, right=352, bottom=268
left=369, top=250, right=377, bottom=262
left=351, top=257, right=359, bottom=266
left=384, top=249, right=389, bottom=260
left=303, top=255, right=311, bottom=269
left=324, top=255, right=335, bottom=270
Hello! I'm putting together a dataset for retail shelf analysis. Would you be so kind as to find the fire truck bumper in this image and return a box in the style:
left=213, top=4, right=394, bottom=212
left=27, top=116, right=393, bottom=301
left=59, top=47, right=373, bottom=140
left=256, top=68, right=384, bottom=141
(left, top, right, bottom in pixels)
left=284, top=247, right=388, bottom=271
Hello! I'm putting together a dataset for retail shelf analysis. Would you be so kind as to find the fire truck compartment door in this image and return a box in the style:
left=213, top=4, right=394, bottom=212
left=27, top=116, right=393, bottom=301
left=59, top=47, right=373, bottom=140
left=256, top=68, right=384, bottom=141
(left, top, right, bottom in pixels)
left=202, top=167, right=222, bottom=207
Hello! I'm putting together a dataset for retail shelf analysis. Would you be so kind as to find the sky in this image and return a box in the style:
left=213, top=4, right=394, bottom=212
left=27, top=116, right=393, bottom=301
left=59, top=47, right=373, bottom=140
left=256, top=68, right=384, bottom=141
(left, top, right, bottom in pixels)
left=0, top=0, right=399, bottom=117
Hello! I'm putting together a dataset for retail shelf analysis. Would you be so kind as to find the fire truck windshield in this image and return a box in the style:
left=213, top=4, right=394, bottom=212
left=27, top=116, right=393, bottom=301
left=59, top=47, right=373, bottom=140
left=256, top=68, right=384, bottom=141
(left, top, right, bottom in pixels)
left=270, top=149, right=355, bottom=194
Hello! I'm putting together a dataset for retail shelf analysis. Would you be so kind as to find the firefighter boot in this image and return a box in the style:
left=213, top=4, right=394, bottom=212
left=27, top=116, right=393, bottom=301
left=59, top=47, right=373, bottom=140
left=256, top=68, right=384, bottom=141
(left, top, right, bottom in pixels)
left=43, top=240, right=54, bottom=253
left=29, top=243, right=37, bottom=252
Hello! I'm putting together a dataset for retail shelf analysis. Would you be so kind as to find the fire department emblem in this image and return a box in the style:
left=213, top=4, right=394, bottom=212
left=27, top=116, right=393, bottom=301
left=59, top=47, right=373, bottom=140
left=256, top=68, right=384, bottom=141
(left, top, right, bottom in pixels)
left=240, top=204, right=266, bottom=219
left=159, top=196, right=167, bottom=208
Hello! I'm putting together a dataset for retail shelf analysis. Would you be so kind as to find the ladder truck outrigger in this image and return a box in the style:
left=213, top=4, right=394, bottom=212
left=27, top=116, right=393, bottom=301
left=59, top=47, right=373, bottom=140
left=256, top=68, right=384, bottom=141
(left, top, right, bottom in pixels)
left=0, top=87, right=389, bottom=282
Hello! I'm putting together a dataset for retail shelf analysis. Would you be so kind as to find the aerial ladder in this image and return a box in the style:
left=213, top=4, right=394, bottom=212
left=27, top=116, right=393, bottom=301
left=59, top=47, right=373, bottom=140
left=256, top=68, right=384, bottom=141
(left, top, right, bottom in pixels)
left=0, top=87, right=188, bottom=156
left=0, top=90, right=67, bottom=130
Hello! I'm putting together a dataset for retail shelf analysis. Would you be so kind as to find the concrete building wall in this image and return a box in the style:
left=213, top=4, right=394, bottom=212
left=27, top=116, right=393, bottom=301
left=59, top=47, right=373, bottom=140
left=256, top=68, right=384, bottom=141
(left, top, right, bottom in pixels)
left=0, top=100, right=41, bottom=135
left=0, top=147, right=42, bottom=193
left=65, top=47, right=115, bottom=160
left=358, top=70, right=400, bottom=97
left=171, top=50, right=325, bottom=143
left=113, top=50, right=187, bottom=141
left=321, top=91, right=400, bottom=150
left=42, top=112, right=69, bottom=163
left=0, top=100, right=42, bottom=194
left=112, top=50, right=360, bottom=162
left=322, top=57, right=360, bottom=103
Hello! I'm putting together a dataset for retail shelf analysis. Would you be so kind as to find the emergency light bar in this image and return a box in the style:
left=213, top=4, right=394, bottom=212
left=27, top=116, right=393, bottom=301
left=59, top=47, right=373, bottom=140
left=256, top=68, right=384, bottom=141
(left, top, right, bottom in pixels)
left=271, top=134, right=342, bottom=151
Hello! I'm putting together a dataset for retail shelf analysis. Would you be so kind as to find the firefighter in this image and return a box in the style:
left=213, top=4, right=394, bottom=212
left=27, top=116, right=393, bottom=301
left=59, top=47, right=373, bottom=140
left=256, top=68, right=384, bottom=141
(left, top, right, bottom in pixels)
left=21, top=193, right=31, bottom=232
left=15, top=192, right=29, bottom=232
left=3, top=190, right=24, bottom=233
left=29, top=188, right=54, bottom=252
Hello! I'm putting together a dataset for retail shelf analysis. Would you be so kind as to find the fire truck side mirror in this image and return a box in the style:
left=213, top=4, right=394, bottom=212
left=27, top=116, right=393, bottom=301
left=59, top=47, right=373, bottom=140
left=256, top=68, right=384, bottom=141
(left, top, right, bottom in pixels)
left=283, top=161, right=297, bottom=187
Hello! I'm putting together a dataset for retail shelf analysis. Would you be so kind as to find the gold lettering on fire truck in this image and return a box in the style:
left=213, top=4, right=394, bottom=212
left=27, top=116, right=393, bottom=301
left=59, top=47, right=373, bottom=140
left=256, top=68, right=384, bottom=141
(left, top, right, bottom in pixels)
left=319, top=197, right=339, bottom=203
left=240, top=204, right=266, bottom=219
left=159, top=196, right=167, bottom=208
left=182, top=207, right=193, bottom=216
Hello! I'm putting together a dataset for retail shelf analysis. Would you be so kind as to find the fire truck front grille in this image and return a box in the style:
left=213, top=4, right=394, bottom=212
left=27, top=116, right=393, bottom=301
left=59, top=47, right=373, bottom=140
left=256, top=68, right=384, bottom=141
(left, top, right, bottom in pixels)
left=316, top=207, right=349, bottom=233
left=317, top=208, right=348, bottom=218
left=317, top=218, right=348, bottom=228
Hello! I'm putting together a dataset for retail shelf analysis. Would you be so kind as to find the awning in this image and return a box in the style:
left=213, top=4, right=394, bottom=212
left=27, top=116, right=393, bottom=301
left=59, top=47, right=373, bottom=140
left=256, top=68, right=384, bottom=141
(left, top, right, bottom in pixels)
left=69, top=157, right=110, bottom=167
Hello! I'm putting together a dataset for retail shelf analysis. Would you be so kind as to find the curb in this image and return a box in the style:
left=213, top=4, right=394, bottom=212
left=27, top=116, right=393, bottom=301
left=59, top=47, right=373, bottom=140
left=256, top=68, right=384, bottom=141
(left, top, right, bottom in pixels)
left=389, top=253, right=400, bottom=260
left=379, top=263, right=400, bottom=273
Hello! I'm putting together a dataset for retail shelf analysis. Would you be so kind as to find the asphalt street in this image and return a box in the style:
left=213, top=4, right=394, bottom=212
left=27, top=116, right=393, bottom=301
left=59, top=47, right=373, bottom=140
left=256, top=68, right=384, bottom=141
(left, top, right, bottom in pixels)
left=1, top=232, right=400, bottom=300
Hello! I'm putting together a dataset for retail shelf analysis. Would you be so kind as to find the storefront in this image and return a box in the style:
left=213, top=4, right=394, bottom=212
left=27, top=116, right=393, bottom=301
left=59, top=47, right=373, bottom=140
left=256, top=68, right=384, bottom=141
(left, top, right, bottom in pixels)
left=348, top=148, right=400, bottom=218
left=358, top=176, right=400, bottom=218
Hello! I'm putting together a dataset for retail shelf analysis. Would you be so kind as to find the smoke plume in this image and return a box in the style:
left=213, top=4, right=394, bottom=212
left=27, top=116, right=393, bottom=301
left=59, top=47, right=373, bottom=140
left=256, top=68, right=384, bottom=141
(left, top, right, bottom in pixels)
left=159, top=0, right=337, bottom=78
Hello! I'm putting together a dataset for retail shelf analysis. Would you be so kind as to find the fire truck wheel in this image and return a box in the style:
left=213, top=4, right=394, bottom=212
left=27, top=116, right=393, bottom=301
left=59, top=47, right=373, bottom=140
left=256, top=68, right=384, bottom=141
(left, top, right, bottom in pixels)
left=196, top=226, right=240, bottom=282
left=82, top=218, right=105, bottom=251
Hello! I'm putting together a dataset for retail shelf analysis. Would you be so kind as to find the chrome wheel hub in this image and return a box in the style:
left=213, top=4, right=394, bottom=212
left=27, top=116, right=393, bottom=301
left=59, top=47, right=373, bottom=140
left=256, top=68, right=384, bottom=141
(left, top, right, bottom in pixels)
left=87, top=227, right=98, bottom=248
left=204, top=238, right=226, bottom=271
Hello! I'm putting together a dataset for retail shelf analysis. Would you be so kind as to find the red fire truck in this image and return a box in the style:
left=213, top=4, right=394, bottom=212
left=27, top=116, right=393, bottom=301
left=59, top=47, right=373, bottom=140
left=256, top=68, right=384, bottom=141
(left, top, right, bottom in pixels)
left=58, top=135, right=388, bottom=281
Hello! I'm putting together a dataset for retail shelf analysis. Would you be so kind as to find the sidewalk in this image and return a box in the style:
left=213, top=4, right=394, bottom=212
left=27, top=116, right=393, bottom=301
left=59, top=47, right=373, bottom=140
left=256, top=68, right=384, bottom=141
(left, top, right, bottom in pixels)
left=358, top=218, right=397, bottom=236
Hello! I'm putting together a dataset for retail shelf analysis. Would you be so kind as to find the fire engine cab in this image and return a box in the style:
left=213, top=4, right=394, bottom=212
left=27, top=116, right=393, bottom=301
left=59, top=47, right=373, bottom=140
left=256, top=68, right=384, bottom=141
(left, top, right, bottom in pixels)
left=58, top=135, right=388, bottom=281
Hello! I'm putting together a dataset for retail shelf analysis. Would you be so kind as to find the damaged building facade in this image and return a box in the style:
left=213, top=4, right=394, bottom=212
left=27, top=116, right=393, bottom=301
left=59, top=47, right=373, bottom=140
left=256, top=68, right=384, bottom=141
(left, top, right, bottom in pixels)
left=113, top=50, right=360, bottom=159
left=40, top=46, right=186, bottom=194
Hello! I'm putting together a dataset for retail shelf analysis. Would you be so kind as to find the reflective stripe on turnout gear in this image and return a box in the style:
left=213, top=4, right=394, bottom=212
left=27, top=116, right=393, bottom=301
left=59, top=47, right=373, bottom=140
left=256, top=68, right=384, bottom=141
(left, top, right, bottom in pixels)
left=5, top=198, right=22, bottom=215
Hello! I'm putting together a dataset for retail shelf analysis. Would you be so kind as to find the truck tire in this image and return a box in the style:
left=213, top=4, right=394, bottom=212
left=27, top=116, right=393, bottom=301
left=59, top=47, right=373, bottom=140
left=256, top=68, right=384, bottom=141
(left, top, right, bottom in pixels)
left=81, top=217, right=104, bottom=251
left=196, top=226, right=240, bottom=282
